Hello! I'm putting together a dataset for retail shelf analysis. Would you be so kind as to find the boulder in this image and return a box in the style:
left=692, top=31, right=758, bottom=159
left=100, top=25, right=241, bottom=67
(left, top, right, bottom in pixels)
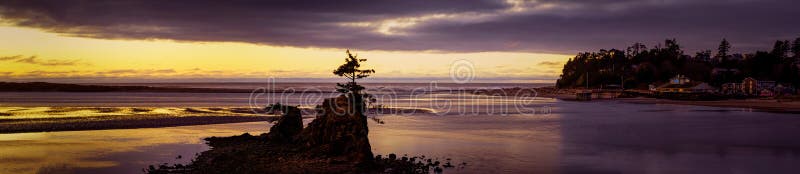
left=265, top=105, right=303, bottom=143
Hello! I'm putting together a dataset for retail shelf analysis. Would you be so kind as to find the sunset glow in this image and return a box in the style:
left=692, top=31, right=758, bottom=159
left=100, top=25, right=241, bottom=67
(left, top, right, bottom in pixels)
left=0, top=26, right=568, bottom=82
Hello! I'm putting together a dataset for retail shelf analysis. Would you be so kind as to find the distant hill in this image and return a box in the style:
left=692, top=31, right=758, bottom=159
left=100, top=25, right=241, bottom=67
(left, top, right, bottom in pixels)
left=0, top=82, right=258, bottom=93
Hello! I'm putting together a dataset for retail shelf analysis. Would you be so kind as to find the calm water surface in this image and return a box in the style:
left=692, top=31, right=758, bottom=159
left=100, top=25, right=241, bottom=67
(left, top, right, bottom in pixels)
left=1, top=90, right=799, bottom=173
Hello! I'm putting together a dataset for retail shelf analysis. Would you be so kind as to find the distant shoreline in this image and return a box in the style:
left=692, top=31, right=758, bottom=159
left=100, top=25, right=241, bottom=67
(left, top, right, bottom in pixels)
left=0, top=82, right=258, bottom=93
left=0, top=81, right=546, bottom=93
left=476, top=87, right=800, bottom=113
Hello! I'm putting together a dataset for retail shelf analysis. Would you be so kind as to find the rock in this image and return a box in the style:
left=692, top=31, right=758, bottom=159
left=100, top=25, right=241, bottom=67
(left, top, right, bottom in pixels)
left=300, top=95, right=374, bottom=164
left=265, top=105, right=303, bottom=143
left=145, top=95, right=420, bottom=173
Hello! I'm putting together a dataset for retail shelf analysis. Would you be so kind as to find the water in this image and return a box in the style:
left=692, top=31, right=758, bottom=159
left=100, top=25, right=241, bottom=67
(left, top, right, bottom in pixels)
left=1, top=83, right=799, bottom=173
left=0, top=122, right=269, bottom=174
left=370, top=102, right=800, bottom=173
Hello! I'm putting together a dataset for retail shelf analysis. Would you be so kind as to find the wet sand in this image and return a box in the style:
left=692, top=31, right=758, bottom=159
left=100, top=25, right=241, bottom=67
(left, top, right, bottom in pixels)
left=0, top=114, right=277, bottom=133
left=0, top=107, right=280, bottom=133
left=0, top=106, right=433, bottom=133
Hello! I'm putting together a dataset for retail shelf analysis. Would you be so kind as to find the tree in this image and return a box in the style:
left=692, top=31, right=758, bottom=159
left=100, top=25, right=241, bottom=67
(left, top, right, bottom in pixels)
left=332, top=49, right=376, bottom=117
left=664, top=39, right=683, bottom=56
left=771, top=40, right=790, bottom=59
left=626, top=42, right=647, bottom=58
left=716, top=39, right=731, bottom=62
left=695, top=50, right=711, bottom=62
left=792, top=37, right=800, bottom=60
left=333, top=50, right=375, bottom=94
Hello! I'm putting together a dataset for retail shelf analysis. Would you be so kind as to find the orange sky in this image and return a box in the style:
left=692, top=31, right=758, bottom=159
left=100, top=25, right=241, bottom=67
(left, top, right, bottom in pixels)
left=0, top=25, right=569, bottom=83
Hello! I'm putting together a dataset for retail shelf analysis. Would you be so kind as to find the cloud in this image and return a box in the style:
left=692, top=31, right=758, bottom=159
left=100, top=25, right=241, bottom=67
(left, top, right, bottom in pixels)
left=0, top=55, right=82, bottom=66
left=537, top=61, right=563, bottom=67
left=0, top=0, right=798, bottom=53
left=6, top=68, right=327, bottom=79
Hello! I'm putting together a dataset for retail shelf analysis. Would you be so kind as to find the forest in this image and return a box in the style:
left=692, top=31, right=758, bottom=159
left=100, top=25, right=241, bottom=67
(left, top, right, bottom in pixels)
left=556, top=38, right=800, bottom=89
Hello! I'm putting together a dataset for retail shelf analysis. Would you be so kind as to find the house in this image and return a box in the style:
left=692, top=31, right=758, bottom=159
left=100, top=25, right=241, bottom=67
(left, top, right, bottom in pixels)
left=669, top=75, right=691, bottom=85
left=721, top=83, right=743, bottom=94
left=757, top=80, right=776, bottom=90
left=656, top=82, right=716, bottom=93
left=655, top=75, right=716, bottom=93
left=738, top=77, right=780, bottom=96
left=742, top=77, right=757, bottom=95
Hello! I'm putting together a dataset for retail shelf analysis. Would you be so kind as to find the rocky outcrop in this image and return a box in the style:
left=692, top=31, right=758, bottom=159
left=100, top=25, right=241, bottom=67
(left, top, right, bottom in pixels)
left=145, top=95, right=423, bottom=174
left=300, top=95, right=374, bottom=164
left=265, top=105, right=303, bottom=143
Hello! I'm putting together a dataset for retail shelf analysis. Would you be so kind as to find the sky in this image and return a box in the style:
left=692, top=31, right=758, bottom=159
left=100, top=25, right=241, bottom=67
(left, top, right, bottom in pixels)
left=0, top=0, right=798, bottom=83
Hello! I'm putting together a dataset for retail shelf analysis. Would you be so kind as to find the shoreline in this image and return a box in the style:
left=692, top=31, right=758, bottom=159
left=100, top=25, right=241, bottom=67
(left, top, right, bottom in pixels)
left=0, top=106, right=432, bottom=134
left=0, top=114, right=278, bottom=134
left=476, top=87, right=800, bottom=113
left=616, top=97, right=800, bottom=114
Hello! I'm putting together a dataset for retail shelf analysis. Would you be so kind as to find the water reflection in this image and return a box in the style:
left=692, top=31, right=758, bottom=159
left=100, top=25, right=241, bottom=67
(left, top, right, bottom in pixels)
left=370, top=115, right=563, bottom=173
left=2, top=100, right=800, bottom=173
left=0, top=122, right=268, bottom=174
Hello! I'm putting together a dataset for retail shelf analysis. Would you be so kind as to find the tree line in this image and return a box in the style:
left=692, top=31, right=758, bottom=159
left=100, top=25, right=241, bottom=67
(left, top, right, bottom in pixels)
left=556, top=37, right=800, bottom=89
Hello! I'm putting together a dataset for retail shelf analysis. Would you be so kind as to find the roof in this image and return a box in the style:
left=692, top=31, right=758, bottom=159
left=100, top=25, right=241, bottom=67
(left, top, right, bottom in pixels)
left=656, top=82, right=714, bottom=89
left=690, top=83, right=715, bottom=90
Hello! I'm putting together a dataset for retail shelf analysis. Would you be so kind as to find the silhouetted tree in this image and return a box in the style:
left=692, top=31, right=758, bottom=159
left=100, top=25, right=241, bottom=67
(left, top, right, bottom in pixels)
left=333, top=50, right=375, bottom=94
left=695, top=50, right=711, bottom=62
left=791, top=37, right=800, bottom=61
left=556, top=37, right=800, bottom=89
left=333, top=50, right=375, bottom=114
left=771, top=40, right=791, bottom=59
left=716, top=39, right=731, bottom=63
left=626, top=42, right=647, bottom=58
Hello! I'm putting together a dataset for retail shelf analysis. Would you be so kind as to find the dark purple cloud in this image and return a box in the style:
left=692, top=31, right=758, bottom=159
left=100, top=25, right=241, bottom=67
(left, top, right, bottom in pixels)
left=0, top=0, right=797, bottom=54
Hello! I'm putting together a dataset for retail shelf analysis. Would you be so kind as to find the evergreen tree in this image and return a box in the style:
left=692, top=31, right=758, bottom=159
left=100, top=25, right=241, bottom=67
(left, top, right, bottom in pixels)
left=332, top=50, right=375, bottom=114
left=771, top=40, right=790, bottom=59
left=333, top=50, right=375, bottom=94
left=791, top=37, right=800, bottom=61
left=716, top=39, right=731, bottom=62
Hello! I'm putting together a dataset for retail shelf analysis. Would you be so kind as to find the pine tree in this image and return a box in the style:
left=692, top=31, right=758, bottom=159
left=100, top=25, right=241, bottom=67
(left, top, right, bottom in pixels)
left=791, top=37, right=800, bottom=61
left=333, top=50, right=375, bottom=94
left=716, top=38, right=731, bottom=62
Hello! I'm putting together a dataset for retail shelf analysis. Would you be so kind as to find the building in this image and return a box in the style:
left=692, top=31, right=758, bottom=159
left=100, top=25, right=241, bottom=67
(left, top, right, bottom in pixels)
left=730, top=77, right=781, bottom=96
left=654, top=75, right=716, bottom=93
left=758, top=80, right=776, bottom=90
left=669, top=75, right=691, bottom=85
left=721, top=83, right=743, bottom=95
left=742, top=77, right=757, bottom=95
